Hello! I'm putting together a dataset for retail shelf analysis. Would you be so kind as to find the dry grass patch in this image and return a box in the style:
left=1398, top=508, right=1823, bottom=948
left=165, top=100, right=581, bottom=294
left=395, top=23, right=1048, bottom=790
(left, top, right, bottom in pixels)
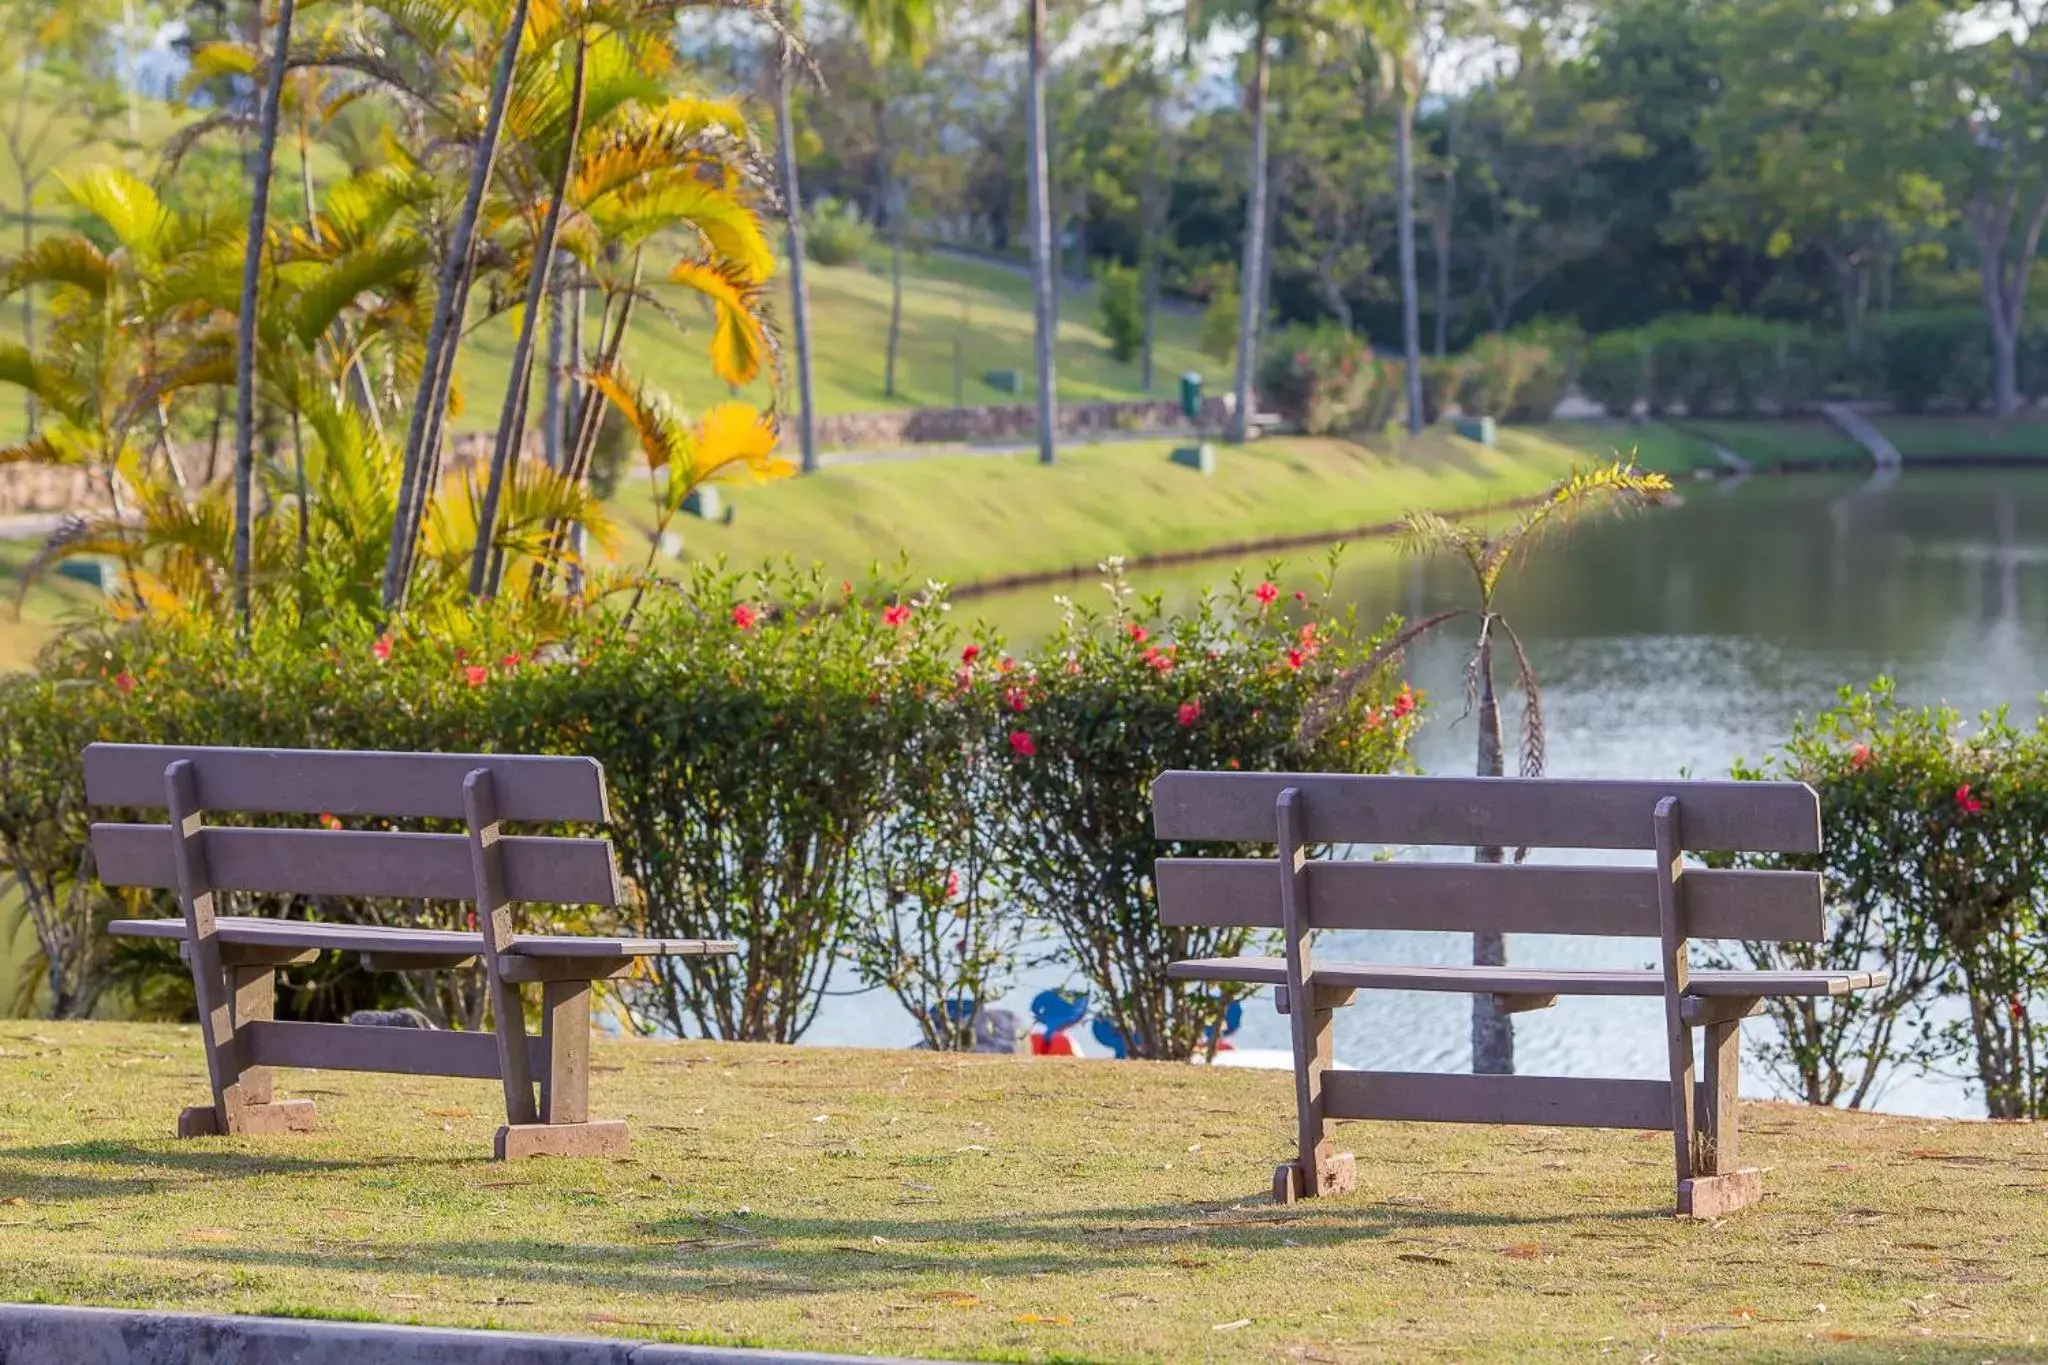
left=0, top=1022, right=2043, bottom=1362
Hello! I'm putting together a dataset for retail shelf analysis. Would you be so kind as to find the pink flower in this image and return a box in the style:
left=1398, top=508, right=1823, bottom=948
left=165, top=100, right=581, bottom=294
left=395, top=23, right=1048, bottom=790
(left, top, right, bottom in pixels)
left=499, top=652, right=522, bottom=670
left=371, top=637, right=392, bottom=663
left=1008, top=730, right=1037, bottom=757
left=1849, top=743, right=1871, bottom=769
left=1176, top=701, right=1201, bottom=727
left=944, top=869, right=962, bottom=900
left=1254, top=581, right=1279, bottom=607
left=1956, top=784, right=1985, bottom=816
left=1128, top=624, right=1149, bottom=644
left=1293, top=590, right=1307, bottom=604
left=464, top=665, right=489, bottom=688
left=1148, top=652, right=1174, bottom=673
left=318, top=813, right=343, bottom=831
left=1392, top=684, right=1416, bottom=719
left=113, top=671, right=137, bottom=695
left=732, top=603, right=758, bottom=630
left=998, top=655, right=1018, bottom=675
left=954, top=666, right=974, bottom=691
left=1364, top=707, right=1383, bottom=729
left=1285, top=649, right=1306, bottom=671
left=883, top=604, right=912, bottom=628
left=1004, top=686, right=1031, bottom=713
left=961, top=643, right=981, bottom=665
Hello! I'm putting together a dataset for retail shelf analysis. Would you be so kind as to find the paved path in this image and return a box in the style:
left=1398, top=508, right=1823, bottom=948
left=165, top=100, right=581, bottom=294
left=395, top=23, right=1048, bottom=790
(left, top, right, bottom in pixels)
left=1819, top=402, right=1904, bottom=469
left=0, top=1304, right=955, bottom=1365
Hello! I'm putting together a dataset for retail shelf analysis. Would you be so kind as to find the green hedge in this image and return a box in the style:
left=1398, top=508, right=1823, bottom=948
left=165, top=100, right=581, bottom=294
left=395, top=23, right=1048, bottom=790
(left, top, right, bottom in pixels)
left=1720, top=681, right=2048, bottom=1120
left=0, top=561, right=1419, bottom=1059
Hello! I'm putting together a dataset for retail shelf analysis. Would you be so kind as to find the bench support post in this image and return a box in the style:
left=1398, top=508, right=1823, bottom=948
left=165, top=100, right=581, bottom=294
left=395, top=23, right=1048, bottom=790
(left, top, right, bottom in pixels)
left=1273, top=788, right=1354, bottom=1204
left=464, top=770, right=540, bottom=1132
left=1653, top=797, right=1699, bottom=1198
left=1678, top=1013, right=1763, bottom=1217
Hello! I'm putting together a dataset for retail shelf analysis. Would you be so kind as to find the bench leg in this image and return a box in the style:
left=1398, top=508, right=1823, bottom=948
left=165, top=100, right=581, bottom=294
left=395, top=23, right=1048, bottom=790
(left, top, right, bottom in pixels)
left=1678, top=1017, right=1761, bottom=1218
left=174, top=963, right=316, bottom=1138
left=1275, top=1000, right=1355, bottom=1204
left=493, top=979, right=626, bottom=1161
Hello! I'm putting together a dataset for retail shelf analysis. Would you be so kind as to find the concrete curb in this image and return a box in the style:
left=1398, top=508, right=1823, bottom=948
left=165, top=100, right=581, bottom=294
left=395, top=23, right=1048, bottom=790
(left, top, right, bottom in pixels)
left=0, top=1304, right=951, bottom=1365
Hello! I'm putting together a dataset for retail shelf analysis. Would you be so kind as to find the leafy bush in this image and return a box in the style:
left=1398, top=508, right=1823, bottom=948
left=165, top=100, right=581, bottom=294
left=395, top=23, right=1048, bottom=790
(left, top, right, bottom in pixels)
left=1721, top=681, right=2048, bottom=1119
left=1198, top=277, right=1239, bottom=362
left=0, top=563, right=1422, bottom=1059
left=1257, top=323, right=1400, bottom=435
left=1578, top=315, right=1839, bottom=416
left=1097, top=261, right=1145, bottom=364
left=803, top=196, right=873, bottom=267
left=989, top=557, right=1420, bottom=1061
left=1426, top=322, right=1584, bottom=422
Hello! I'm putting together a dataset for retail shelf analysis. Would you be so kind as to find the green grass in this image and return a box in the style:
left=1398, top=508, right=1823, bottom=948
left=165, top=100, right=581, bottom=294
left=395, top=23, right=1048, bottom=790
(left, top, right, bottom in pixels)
left=620, top=426, right=1636, bottom=590
left=0, top=1022, right=2041, bottom=1361
left=1871, top=414, right=2048, bottom=459
left=454, top=244, right=1219, bottom=431
left=1536, top=420, right=1725, bottom=474
left=1675, top=419, right=1868, bottom=467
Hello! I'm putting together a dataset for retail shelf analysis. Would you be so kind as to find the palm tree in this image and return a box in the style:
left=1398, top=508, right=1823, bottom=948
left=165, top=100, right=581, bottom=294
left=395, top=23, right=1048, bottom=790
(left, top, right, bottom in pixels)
left=235, top=0, right=299, bottom=638
left=1305, top=463, right=1672, bottom=1074
left=1025, top=0, right=1057, bottom=464
left=1193, top=0, right=1277, bottom=445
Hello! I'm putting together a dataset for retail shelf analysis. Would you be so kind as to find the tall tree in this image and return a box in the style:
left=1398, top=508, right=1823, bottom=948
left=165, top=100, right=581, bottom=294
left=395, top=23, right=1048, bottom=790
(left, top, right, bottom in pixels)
left=1025, top=0, right=1058, bottom=463
left=234, top=0, right=298, bottom=639
left=772, top=36, right=820, bottom=470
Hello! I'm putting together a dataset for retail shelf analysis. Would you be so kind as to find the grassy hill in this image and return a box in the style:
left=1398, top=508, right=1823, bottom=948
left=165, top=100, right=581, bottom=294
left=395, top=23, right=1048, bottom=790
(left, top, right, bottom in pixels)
left=0, top=1021, right=2041, bottom=1361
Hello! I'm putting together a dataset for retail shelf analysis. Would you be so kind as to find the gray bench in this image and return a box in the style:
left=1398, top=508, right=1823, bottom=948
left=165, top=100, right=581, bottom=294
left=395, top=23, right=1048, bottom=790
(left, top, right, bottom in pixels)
left=87, top=743, right=736, bottom=1160
left=1153, top=769, right=1885, bottom=1218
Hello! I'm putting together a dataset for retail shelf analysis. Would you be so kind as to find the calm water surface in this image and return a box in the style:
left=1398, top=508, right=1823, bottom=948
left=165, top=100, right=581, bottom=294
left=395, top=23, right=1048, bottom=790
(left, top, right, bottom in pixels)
left=805, top=471, right=2048, bottom=1117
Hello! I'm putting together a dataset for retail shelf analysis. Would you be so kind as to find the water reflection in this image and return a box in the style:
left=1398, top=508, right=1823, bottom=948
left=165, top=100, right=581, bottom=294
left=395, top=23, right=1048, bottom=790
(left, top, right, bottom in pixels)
left=809, top=473, right=2048, bottom=1117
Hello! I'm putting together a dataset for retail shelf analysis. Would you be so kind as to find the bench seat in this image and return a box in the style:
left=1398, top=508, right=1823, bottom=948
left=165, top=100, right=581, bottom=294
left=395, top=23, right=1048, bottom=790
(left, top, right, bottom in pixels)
left=1168, top=956, right=1886, bottom=998
left=109, top=916, right=736, bottom=960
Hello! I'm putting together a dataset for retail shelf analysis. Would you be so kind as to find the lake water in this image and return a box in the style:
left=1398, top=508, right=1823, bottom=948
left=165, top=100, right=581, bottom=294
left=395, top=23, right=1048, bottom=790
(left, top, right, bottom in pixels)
left=804, top=469, right=2048, bottom=1118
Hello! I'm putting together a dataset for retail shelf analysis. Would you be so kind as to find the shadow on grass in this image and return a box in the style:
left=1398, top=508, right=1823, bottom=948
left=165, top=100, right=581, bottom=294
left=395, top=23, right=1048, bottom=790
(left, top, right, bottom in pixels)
left=123, top=1196, right=1660, bottom=1302
left=0, top=1139, right=469, bottom=1199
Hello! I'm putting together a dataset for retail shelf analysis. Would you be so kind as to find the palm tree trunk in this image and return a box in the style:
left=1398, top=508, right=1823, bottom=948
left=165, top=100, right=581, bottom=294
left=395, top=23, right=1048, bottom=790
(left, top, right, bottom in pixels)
left=1435, top=99, right=1459, bottom=359
left=885, top=180, right=905, bottom=398
left=1472, top=628, right=1513, bottom=1075
left=1396, top=88, right=1423, bottom=435
left=1228, top=5, right=1270, bottom=444
left=381, top=0, right=533, bottom=609
left=19, top=193, right=33, bottom=437
left=234, top=0, right=298, bottom=640
left=470, top=35, right=587, bottom=600
left=773, top=36, right=820, bottom=474
left=1024, top=0, right=1058, bottom=465
left=543, top=257, right=565, bottom=471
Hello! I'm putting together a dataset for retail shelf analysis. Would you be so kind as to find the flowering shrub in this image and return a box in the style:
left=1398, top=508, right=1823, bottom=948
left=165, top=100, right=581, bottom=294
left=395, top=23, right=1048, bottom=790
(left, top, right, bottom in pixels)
left=1256, top=323, right=1401, bottom=436
left=985, top=557, right=1421, bottom=1062
left=0, top=559, right=1424, bottom=1057
left=1719, top=680, right=2048, bottom=1118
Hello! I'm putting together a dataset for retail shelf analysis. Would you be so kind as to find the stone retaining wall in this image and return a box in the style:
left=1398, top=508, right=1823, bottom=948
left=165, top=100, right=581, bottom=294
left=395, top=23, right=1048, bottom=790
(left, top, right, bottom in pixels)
left=813, top=395, right=1230, bottom=450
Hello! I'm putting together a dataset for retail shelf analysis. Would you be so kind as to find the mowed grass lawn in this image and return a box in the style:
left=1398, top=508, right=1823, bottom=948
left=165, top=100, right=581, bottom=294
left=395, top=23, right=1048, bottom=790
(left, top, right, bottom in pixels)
left=1872, top=414, right=2048, bottom=459
left=0, top=1023, right=2042, bottom=1361
left=455, top=245, right=1217, bottom=429
left=631, top=426, right=1639, bottom=589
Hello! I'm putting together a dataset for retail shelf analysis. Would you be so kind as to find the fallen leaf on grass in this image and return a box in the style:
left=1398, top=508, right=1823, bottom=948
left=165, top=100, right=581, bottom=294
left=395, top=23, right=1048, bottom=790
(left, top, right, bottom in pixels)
left=427, top=1108, right=472, bottom=1119
left=1503, top=1244, right=1544, bottom=1260
left=1398, top=1253, right=1453, bottom=1267
left=1213, top=1318, right=1252, bottom=1332
left=1012, top=1314, right=1071, bottom=1326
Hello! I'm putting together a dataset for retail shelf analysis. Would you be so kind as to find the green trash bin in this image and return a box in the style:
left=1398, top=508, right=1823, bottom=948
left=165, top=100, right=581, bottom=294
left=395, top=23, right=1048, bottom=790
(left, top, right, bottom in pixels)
left=1179, top=372, right=1203, bottom=423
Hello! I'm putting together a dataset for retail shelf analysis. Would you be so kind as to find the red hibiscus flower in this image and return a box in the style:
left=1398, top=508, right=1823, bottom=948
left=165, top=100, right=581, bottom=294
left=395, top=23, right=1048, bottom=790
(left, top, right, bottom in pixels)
left=944, top=869, right=962, bottom=900
left=1149, top=652, right=1174, bottom=673
left=372, top=637, right=393, bottom=662
left=961, top=643, right=981, bottom=665
left=318, top=813, right=342, bottom=831
left=1177, top=701, right=1201, bottom=727
left=883, top=604, right=912, bottom=628
left=464, top=665, right=489, bottom=687
left=1392, top=684, right=1416, bottom=719
left=1956, top=784, right=1985, bottom=816
left=1004, top=686, right=1031, bottom=713
left=732, top=603, right=758, bottom=630
left=1008, top=730, right=1037, bottom=757
left=1128, top=624, right=1149, bottom=644
left=499, top=652, right=522, bottom=670
left=1849, top=743, right=1871, bottom=769
left=113, top=671, right=137, bottom=695
left=1285, top=649, right=1306, bottom=670
left=1254, top=581, right=1279, bottom=607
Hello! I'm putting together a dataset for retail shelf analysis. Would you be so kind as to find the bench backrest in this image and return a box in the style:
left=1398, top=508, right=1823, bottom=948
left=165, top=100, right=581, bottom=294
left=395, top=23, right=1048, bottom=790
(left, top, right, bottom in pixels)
left=1152, top=771, right=1824, bottom=943
left=86, top=744, right=622, bottom=907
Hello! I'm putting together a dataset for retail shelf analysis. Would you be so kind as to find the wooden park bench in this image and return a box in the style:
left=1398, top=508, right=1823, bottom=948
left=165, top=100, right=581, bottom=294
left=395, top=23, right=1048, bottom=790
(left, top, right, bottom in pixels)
left=86, top=743, right=736, bottom=1160
left=1153, top=770, right=1885, bottom=1219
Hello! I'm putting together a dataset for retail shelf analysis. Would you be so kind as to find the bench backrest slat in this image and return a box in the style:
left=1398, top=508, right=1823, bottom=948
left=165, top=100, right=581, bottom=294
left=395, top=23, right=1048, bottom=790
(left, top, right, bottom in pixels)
left=83, top=744, right=609, bottom=823
left=1151, top=771, right=1820, bottom=854
left=1156, top=858, right=1823, bottom=941
left=93, top=825, right=623, bottom=906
